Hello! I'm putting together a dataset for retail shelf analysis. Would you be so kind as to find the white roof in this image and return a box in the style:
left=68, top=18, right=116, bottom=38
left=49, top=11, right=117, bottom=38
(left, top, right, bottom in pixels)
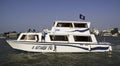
left=55, top=20, right=90, bottom=23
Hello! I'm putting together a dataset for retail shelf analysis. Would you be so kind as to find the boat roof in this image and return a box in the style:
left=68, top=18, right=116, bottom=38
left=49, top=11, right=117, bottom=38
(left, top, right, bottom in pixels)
left=54, top=21, right=90, bottom=23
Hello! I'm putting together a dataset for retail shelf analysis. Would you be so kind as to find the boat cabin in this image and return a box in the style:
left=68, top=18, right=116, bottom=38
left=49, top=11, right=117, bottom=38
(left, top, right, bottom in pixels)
left=17, top=21, right=97, bottom=44
left=17, top=33, right=97, bottom=44
left=45, top=33, right=97, bottom=44
left=17, top=33, right=42, bottom=42
left=51, top=21, right=90, bottom=34
left=53, top=21, right=90, bottom=28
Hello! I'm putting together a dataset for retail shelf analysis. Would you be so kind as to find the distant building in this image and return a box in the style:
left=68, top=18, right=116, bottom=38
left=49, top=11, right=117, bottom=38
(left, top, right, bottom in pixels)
left=4, top=31, right=19, bottom=38
left=112, top=33, right=118, bottom=37
left=101, top=29, right=112, bottom=36
left=103, top=32, right=112, bottom=36
left=91, top=28, right=99, bottom=35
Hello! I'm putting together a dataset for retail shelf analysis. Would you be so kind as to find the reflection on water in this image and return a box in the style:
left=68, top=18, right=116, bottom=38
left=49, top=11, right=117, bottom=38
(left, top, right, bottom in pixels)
left=0, top=37, right=120, bottom=66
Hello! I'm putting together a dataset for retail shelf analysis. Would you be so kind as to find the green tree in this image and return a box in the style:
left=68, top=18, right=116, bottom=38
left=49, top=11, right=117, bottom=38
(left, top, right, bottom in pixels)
left=111, top=28, right=118, bottom=35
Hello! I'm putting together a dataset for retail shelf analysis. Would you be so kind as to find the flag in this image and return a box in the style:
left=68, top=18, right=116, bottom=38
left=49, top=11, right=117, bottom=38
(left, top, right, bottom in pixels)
left=80, top=14, right=85, bottom=20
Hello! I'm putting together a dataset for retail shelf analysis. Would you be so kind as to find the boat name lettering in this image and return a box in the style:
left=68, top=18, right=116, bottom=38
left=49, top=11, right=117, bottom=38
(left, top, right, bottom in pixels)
left=32, top=45, right=53, bottom=50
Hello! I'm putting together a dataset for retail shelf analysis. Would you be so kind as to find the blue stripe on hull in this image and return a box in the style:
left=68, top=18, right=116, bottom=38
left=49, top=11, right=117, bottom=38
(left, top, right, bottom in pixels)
left=91, top=47, right=109, bottom=50
left=57, top=44, right=89, bottom=50
left=57, top=44, right=109, bottom=51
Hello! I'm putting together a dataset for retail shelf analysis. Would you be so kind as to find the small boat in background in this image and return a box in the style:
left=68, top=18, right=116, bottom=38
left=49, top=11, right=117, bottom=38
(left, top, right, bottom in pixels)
left=6, top=20, right=112, bottom=53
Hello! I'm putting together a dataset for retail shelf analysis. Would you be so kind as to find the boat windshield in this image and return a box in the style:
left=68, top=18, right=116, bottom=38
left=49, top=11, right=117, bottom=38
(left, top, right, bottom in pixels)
left=21, top=35, right=27, bottom=40
left=74, top=23, right=87, bottom=28
left=56, top=23, right=73, bottom=27
left=27, top=35, right=36, bottom=40
left=20, top=34, right=38, bottom=40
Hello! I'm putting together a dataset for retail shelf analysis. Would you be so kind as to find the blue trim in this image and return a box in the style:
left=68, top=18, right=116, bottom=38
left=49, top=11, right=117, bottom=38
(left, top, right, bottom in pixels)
left=56, top=44, right=109, bottom=51
left=91, top=47, right=109, bottom=50
left=57, top=44, right=89, bottom=50
left=71, top=28, right=89, bottom=32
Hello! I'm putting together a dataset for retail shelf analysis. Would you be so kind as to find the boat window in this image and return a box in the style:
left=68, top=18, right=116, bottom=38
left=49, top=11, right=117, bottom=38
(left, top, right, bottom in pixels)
left=74, top=23, right=87, bottom=28
left=27, top=35, right=36, bottom=40
left=20, top=35, right=27, bottom=40
left=74, top=36, right=92, bottom=42
left=20, top=35, right=38, bottom=40
left=56, top=23, right=73, bottom=27
left=50, top=35, right=68, bottom=41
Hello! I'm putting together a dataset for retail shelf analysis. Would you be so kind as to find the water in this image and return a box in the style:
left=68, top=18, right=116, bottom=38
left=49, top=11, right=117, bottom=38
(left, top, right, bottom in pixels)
left=0, top=36, right=120, bottom=66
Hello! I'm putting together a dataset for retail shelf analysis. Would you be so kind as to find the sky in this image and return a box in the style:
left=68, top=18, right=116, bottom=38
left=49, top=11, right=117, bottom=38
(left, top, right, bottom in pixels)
left=0, top=0, right=120, bottom=33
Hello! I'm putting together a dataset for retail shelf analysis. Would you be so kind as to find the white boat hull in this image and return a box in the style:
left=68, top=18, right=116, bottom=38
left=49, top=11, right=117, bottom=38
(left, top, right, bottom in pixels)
left=6, top=40, right=112, bottom=53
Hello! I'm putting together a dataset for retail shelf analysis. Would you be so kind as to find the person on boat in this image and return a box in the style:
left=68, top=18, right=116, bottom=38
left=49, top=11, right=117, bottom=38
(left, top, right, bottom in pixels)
left=41, top=30, right=47, bottom=42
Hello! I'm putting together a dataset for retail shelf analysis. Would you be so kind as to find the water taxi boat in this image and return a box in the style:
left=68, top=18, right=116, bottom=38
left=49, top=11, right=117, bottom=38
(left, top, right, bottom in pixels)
left=6, top=21, right=112, bottom=52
